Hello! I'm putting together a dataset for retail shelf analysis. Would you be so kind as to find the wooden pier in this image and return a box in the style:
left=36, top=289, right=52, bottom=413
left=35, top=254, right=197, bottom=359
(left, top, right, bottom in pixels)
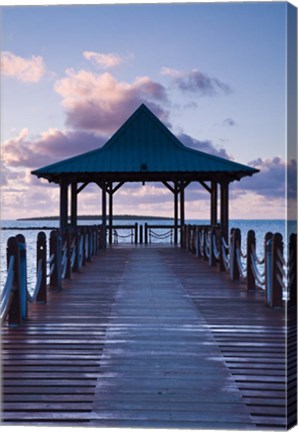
left=2, top=244, right=294, bottom=429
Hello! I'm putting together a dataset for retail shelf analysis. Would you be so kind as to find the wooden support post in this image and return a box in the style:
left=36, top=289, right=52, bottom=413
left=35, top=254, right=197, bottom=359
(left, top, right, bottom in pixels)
left=134, top=223, right=138, bottom=244
left=174, top=183, right=178, bottom=244
left=101, top=183, right=107, bottom=248
left=60, top=179, right=68, bottom=232
left=288, top=233, right=297, bottom=307
left=145, top=223, right=148, bottom=244
left=81, top=227, right=86, bottom=266
left=6, top=237, right=22, bottom=327
left=220, top=181, right=229, bottom=243
left=180, top=185, right=185, bottom=233
left=72, top=229, right=80, bottom=272
left=139, top=225, right=143, bottom=244
left=211, top=181, right=218, bottom=226
left=71, top=182, right=77, bottom=228
left=50, top=230, right=62, bottom=290
left=36, top=231, right=47, bottom=303
left=108, top=184, right=113, bottom=245
left=246, top=230, right=256, bottom=291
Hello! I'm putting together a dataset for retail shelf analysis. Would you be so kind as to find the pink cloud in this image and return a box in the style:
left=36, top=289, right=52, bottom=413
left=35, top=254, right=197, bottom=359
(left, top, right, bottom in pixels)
left=2, top=128, right=106, bottom=169
left=83, top=51, right=124, bottom=69
left=1, top=51, right=45, bottom=82
left=54, top=69, right=169, bottom=133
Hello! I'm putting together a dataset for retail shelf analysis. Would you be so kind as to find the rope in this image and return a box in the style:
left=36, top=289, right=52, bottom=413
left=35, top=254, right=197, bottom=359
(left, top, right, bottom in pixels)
left=70, top=244, right=76, bottom=268
left=27, top=259, right=43, bottom=303
left=235, top=249, right=247, bottom=279
left=236, top=241, right=247, bottom=259
left=221, top=244, right=230, bottom=270
left=149, top=229, right=172, bottom=239
left=250, top=253, right=265, bottom=286
left=78, top=236, right=84, bottom=268
left=0, top=256, right=15, bottom=321
left=222, top=237, right=229, bottom=250
left=212, top=235, right=220, bottom=260
left=61, top=247, right=68, bottom=279
left=251, top=245, right=265, bottom=265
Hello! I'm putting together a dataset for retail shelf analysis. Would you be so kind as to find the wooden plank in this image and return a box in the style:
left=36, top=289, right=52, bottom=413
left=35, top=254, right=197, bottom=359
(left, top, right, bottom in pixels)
left=1, top=245, right=290, bottom=428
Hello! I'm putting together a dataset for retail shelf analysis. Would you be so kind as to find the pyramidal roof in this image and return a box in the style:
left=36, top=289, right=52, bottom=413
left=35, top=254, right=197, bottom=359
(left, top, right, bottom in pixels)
left=32, top=104, right=258, bottom=182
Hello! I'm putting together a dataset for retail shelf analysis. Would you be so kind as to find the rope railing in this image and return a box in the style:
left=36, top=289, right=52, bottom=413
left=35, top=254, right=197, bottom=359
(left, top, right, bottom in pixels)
left=149, top=228, right=173, bottom=243
left=27, top=259, right=43, bottom=303
left=1, top=225, right=103, bottom=328
left=0, top=256, right=15, bottom=321
left=180, top=223, right=293, bottom=308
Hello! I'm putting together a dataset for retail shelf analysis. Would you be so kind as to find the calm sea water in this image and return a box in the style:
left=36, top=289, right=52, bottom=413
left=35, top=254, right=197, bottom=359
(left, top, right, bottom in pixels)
left=0, top=218, right=292, bottom=293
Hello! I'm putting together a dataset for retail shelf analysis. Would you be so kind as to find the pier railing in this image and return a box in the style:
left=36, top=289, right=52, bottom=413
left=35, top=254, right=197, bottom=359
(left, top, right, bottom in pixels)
left=111, top=223, right=177, bottom=244
left=1, top=225, right=104, bottom=327
left=181, top=224, right=297, bottom=308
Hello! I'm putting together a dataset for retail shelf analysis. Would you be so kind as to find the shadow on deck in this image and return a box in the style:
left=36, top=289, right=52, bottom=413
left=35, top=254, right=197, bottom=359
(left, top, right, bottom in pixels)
left=1, top=245, right=293, bottom=429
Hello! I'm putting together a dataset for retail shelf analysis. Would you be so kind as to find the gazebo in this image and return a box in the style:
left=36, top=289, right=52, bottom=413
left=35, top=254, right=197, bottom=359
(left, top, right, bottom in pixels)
left=31, top=104, right=258, bottom=244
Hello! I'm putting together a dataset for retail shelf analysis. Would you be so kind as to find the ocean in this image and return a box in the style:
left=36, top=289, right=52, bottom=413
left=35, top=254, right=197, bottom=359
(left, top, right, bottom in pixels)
left=0, top=218, right=291, bottom=294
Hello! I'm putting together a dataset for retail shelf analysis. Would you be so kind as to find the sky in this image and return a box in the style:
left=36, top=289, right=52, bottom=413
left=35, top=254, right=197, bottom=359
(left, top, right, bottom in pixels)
left=0, top=1, right=297, bottom=220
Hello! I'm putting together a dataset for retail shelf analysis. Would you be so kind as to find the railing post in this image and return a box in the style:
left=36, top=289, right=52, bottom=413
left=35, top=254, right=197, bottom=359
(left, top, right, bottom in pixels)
left=264, top=232, right=273, bottom=306
left=81, top=227, right=86, bottom=266
left=246, top=230, right=256, bottom=291
left=16, top=234, right=28, bottom=320
left=270, top=233, right=284, bottom=307
left=209, top=227, right=217, bottom=267
left=50, top=230, right=62, bottom=290
left=230, top=228, right=240, bottom=281
left=195, top=227, right=199, bottom=257
left=144, top=223, right=148, bottom=244
left=218, top=228, right=226, bottom=272
left=72, top=229, right=80, bottom=272
left=64, top=230, right=72, bottom=279
left=86, top=227, right=92, bottom=262
left=139, top=224, right=143, bottom=244
left=134, top=223, right=138, bottom=244
left=36, top=231, right=47, bottom=303
left=288, top=233, right=297, bottom=307
left=6, top=237, right=22, bottom=327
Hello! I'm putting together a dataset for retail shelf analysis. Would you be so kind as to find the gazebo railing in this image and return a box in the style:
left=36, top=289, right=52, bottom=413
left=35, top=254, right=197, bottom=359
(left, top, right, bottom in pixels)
left=181, top=224, right=296, bottom=308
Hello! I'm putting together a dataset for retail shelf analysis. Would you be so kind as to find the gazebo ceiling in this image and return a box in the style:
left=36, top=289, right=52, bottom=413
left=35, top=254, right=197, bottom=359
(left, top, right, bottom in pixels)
left=31, top=104, right=259, bottom=184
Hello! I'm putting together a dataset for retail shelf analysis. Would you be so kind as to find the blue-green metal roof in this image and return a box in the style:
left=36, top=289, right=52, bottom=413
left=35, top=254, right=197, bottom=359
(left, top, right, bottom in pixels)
left=31, top=104, right=258, bottom=182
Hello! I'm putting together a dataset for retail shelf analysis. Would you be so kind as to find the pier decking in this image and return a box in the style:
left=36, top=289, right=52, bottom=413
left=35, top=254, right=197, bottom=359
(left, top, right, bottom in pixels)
left=2, top=245, right=291, bottom=429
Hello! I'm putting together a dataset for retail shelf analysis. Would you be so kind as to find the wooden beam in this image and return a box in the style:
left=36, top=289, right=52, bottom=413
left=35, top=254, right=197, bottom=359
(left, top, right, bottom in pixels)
left=108, top=183, right=113, bottom=245
left=60, top=179, right=68, bottom=232
left=199, top=180, right=211, bottom=193
left=112, top=181, right=125, bottom=194
left=174, top=182, right=179, bottom=244
left=76, top=182, right=89, bottom=195
left=211, top=181, right=218, bottom=226
left=220, top=181, right=229, bottom=241
left=101, top=182, right=107, bottom=248
left=71, top=182, right=77, bottom=228
left=162, top=181, right=175, bottom=194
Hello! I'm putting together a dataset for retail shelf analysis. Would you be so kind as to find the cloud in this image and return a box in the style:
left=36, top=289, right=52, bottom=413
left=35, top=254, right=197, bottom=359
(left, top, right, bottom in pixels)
left=83, top=51, right=124, bottom=69
left=235, top=156, right=296, bottom=199
left=1, top=51, right=45, bottom=82
left=178, top=132, right=233, bottom=160
left=161, top=67, right=232, bottom=96
left=54, top=69, right=169, bottom=133
left=2, top=128, right=106, bottom=169
left=223, top=118, right=236, bottom=127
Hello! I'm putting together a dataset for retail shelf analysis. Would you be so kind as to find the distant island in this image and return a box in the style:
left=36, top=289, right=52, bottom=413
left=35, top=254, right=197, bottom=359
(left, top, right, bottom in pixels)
left=18, top=215, right=173, bottom=221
